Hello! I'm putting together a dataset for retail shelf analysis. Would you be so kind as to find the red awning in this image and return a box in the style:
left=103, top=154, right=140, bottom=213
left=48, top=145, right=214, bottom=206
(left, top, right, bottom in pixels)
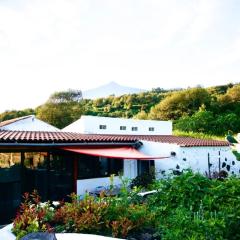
left=61, top=146, right=168, bottom=160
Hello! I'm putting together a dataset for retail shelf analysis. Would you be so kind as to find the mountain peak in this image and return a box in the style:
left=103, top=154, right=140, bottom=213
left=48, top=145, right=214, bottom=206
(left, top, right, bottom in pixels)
left=83, top=82, right=146, bottom=99
left=108, top=81, right=119, bottom=86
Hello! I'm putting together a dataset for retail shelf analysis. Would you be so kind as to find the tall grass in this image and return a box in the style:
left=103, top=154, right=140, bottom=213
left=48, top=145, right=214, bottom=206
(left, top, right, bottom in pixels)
left=173, top=130, right=225, bottom=140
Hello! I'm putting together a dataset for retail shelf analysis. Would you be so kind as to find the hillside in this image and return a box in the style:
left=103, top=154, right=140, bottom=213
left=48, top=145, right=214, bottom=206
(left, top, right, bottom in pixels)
left=0, top=82, right=240, bottom=137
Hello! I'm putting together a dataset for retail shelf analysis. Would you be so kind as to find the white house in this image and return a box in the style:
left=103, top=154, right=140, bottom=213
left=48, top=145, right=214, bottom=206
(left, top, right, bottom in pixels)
left=62, top=115, right=240, bottom=195
left=0, top=115, right=238, bottom=198
left=0, top=115, right=60, bottom=132
left=0, top=115, right=238, bottom=225
left=63, top=115, right=172, bottom=135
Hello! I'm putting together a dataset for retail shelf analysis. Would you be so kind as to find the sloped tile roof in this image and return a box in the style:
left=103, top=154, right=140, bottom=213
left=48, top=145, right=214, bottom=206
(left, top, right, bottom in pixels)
left=0, top=131, right=136, bottom=144
left=0, top=115, right=33, bottom=128
left=137, top=135, right=229, bottom=147
left=0, top=130, right=229, bottom=147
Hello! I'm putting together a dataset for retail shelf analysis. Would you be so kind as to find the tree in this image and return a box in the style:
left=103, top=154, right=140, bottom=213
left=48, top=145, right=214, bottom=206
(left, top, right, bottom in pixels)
left=217, top=85, right=240, bottom=107
left=133, top=110, right=148, bottom=120
left=175, top=109, right=214, bottom=133
left=225, top=85, right=240, bottom=102
left=215, top=113, right=240, bottom=135
left=149, top=88, right=211, bottom=120
left=36, top=89, right=83, bottom=129
left=48, top=89, right=82, bottom=103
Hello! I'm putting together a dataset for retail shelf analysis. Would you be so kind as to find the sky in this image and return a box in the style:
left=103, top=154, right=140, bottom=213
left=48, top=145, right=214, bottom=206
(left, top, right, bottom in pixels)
left=0, top=0, right=240, bottom=112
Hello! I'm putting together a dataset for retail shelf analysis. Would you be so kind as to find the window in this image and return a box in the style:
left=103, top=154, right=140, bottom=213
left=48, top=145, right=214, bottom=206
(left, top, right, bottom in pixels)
left=149, top=127, right=154, bottom=131
left=120, top=126, right=126, bottom=130
left=77, top=155, right=123, bottom=179
left=50, top=153, right=72, bottom=172
left=131, top=127, right=138, bottom=131
left=137, top=160, right=155, bottom=175
left=99, top=125, right=107, bottom=130
left=101, top=157, right=123, bottom=177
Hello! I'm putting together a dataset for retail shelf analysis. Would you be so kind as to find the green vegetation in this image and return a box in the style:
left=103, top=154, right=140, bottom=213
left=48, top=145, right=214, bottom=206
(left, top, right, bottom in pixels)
left=12, top=172, right=240, bottom=239
left=147, top=171, right=240, bottom=239
left=232, top=150, right=240, bottom=160
left=173, top=130, right=225, bottom=140
left=12, top=188, right=151, bottom=239
left=0, top=108, right=35, bottom=122
left=1, top=82, right=240, bottom=136
left=36, top=89, right=84, bottom=129
left=149, top=87, right=212, bottom=120
left=83, top=91, right=164, bottom=119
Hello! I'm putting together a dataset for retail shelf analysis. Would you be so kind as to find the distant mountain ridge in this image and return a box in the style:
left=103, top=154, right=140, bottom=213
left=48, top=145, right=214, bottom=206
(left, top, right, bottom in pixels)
left=82, top=81, right=146, bottom=99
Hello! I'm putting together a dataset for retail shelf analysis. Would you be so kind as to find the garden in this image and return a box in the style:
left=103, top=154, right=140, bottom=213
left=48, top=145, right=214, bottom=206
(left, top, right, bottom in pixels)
left=11, top=171, right=240, bottom=240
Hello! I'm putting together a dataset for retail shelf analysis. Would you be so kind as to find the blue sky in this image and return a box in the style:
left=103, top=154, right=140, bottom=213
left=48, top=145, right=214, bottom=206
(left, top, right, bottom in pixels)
left=0, top=0, right=240, bottom=111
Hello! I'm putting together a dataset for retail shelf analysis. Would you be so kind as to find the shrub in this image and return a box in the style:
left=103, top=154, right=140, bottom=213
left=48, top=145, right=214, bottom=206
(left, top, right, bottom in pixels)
left=13, top=172, right=240, bottom=239
left=130, top=170, right=155, bottom=189
left=53, top=193, right=109, bottom=234
left=12, top=189, right=153, bottom=239
left=148, top=171, right=240, bottom=239
left=12, top=191, right=55, bottom=240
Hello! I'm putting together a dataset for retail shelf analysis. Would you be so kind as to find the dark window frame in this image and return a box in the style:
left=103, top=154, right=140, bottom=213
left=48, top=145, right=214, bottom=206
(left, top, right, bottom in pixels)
left=131, top=126, right=138, bottom=131
left=77, top=155, right=123, bottom=180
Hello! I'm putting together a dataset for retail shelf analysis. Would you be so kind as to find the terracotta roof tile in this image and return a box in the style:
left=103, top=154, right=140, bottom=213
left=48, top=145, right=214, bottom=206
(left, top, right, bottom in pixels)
left=136, top=135, right=229, bottom=147
left=0, top=130, right=229, bottom=147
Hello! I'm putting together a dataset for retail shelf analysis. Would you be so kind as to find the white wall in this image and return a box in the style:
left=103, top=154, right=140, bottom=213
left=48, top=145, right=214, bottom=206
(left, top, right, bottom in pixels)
left=1, top=116, right=60, bottom=132
left=77, top=176, right=122, bottom=196
left=139, top=140, right=240, bottom=178
left=77, top=159, right=138, bottom=196
left=178, top=146, right=240, bottom=176
left=139, top=140, right=184, bottom=178
left=63, top=115, right=172, bottom=135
